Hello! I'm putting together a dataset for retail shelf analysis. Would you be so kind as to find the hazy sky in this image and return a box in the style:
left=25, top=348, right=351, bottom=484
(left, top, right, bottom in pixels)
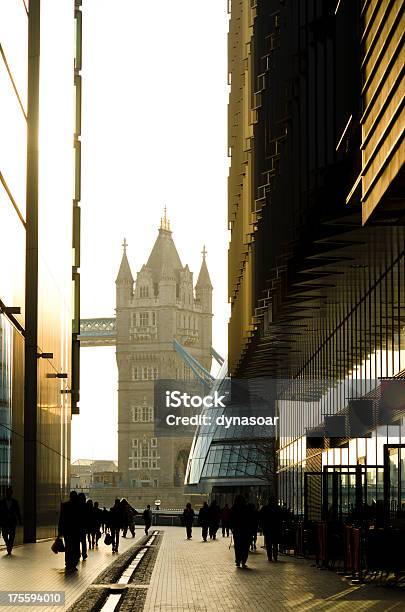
left=72, top=0, right=230, bottom=461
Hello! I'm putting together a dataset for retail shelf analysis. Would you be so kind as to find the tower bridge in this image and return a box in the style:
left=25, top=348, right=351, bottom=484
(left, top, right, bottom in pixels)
left=79, top=317, right=116, bottom=346
left=79, top=318, right=222, bottom=388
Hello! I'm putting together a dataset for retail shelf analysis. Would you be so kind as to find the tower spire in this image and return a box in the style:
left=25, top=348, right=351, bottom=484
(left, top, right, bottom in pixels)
left=160, top=206, right=171, bottom=231
left=122, top=237, right=128, bottom=253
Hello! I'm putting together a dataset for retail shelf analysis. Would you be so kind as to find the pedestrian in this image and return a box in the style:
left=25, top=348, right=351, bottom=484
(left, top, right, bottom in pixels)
left=109, top=498, right=123, bottom=553
left=0, top=487, right=22, bottom=555
left=93, top=502, right=103, bottom=547
left=102, top=506, right=109, bottom=533
left=259, top=497, right=282, bottom=562
left=142, top=504, right=152, bottom=535
left=121, top=499, right=137, bottom=538
left=221, top=503, right=230, bottom=537
left=247, top=502, right=259, bottom=551
left=229, top=495, right=252, bottom=569
left=182, top=503, right=195, bottom=540
left=208, top=499, right=221, bottom=540
left=77, top=492, right=88, bottom=560
left=86, top=499, right=95, bottom=549
left=198, top=501, right=210, bottom=542
left=58, top=491, right=81, bottom=573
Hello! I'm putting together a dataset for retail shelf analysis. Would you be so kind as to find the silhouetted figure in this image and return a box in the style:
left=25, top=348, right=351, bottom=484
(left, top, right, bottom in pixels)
left=121, top=499, right=137, bottom=538
left=58, top=491, right=81, bottom=572
left=208, top=500, right=221, bottom=540
left=102, top=507, right=109, bottom=533
left=229, top=495, right=251, bottom=568
left=109, top=498, right=123, bottom=553
left=259, top=498, right=282, bottom=562
left=143, top=505, right=152, bottom=535
left=182, top=503, right=195, bottom=539
left=248, top=502, right=259, bottom=551
left=86, top=500, right=95, bottom=549
left=77, top=492, right=88, bottom=559
left=93, top=502, right=103, bottom=547
left=198, top=502, right=210, bottom=542
left=0, top=487, right=22, bottom=555
left=221, top=503, right=230, bottom=537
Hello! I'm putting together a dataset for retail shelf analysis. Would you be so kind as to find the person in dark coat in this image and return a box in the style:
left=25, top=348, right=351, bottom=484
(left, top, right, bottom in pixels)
left=229, top=495, right=252, bottom=568
left=248, top=502, right=259, bottom=551
left=259, top=497, right=283, bottom=562
left=182, top=503, right=195, bottom=540
left=121, top=499, right=137, bottom=538
left=93, top=502, right=103, bottom=547
left=221, top=503, right=230, bottom=537
left=0, top=487, right=22, bottom=555
left=109, top=498, right=123, bottom=553
left=208, top=500, right=221, bottom=540
left=86, top=499, right=95, bottom=549
left=142, top=505, right=152, bottom=535
left=77, top=492, right=88, bottom=559
left=198, top=502, right=210, bottom=541
left=58, top=491, right=81, bottom=572
left=102, top=507, right=109, bottom=533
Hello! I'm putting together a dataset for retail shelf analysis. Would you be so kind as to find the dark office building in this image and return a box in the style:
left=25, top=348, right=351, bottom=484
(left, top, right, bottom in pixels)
left=0, top=0, right=82, bottom=542
left=226, top=0, right=404, bottom=518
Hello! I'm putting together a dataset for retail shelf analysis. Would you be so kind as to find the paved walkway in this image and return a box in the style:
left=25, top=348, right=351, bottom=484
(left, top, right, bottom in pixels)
left=144, top=527, right=404, bottom=612
left=0, top=531, right=143, bottom=612
left=1, top=527, right=404, bottom=611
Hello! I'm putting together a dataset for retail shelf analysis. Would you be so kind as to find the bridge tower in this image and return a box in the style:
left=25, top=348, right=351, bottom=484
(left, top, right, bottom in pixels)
left=115, top=213, right=212, bottom=507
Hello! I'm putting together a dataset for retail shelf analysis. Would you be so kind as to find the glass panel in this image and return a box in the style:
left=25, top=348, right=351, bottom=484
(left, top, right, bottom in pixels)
left=400, top=448, right=405, bottom=513
left=0, top=315, right=12, bottom=494
left=389, top=448, right=399, bottom=513
left=0, top=56, right=27, bottom=216
left=0, top=0, right=28, bottom=111
left=0, top=185, right=25, bottom=325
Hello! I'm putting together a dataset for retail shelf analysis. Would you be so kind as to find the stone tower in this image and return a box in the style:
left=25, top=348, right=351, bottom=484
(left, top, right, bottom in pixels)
left=115, top=212, right=212, bottom=507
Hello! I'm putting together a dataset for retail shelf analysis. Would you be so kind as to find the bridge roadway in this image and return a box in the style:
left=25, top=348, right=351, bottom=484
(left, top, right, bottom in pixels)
left=79, top=318, right=116, bottom=347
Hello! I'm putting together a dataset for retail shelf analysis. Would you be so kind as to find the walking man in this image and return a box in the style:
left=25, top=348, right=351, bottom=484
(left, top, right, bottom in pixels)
left=208, top=499, right=221, bottom=540
left=0, top=487, right=22, bottom=555
left=77, top=492, right=88, bottom=560
left=229, top=495, right=252, bottom=569
left=58, top=491, right=81, bottom=572
left=182, top=503, right=195, bottom=540
left=198, top=502, right=210, bottom=542
left=221, top=503, right=230, bottom=537
left=259, top=497, right=282, bottom=562
left=142, top=504, right=152, bottom=535
left=109, top=498, right=123, bottom=553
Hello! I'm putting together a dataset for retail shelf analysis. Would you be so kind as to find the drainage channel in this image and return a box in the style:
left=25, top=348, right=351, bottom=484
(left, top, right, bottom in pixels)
left=99, top=531, right=160, bottom=612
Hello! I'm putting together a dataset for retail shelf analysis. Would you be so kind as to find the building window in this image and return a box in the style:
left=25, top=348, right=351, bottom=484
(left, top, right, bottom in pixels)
left=140, top=286, right=149, bottom=298
left=129, top=452, right=139, bottom=470
left=140, top=312, right=149, bottom=326
left=131, top=405, right=153, bottom=422
left=152, top=311, right=156, bottom=325
left=132, top=365, right=139, bottom=380
left=131, top=312, right=137, bottom=327
left=129, top=438, right=160, bottom=469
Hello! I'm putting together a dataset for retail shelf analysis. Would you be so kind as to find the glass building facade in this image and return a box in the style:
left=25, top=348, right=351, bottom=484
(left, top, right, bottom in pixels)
left=0, top=0, right=82, bottom=542
left=188, top=1, right=405, bottom=517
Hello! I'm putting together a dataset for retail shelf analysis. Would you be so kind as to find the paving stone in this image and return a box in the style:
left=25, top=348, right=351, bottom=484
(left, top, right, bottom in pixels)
left=143, top=527, right=405, bottom=612
left=2, top=527, right=404, bottom=612
left=0, top=532, right=142, bottom=612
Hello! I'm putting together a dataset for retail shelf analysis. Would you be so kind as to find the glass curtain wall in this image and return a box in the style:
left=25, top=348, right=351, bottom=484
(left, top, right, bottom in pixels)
left=0, top=1, right=28, bottom=533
